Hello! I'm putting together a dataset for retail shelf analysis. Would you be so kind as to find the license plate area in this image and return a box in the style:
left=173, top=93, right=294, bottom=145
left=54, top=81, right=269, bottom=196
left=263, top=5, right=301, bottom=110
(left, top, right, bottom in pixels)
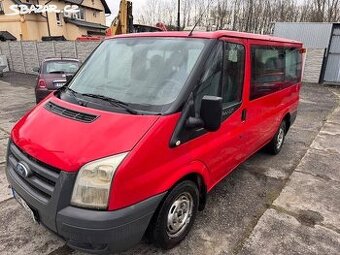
left=54, top=82, right=66, bottom=88
left=12, top=189, right=39, bottom=223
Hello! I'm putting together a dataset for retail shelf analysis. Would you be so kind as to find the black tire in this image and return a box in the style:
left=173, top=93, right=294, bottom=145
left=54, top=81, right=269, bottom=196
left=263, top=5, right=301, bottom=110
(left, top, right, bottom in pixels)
left=267, top=120, right=287, bottom=155
left=147, top=180, right=199, bottom=249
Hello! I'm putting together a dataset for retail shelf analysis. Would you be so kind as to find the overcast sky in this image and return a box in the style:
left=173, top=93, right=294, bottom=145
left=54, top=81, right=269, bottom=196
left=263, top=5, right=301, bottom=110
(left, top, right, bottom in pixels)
left=106, top=0, right=146, bottom=25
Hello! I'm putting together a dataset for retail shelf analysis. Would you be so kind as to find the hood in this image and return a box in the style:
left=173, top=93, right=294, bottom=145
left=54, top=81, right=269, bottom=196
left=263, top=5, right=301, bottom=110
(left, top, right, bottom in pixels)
left=11, top=97, right=159, bottom=172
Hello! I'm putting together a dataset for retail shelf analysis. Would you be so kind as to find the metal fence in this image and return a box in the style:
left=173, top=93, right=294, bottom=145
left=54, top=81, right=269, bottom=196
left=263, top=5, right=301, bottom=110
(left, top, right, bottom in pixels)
left=324, top=25, right=340, bottom=83
left=0, top=41, right=100, bottom=75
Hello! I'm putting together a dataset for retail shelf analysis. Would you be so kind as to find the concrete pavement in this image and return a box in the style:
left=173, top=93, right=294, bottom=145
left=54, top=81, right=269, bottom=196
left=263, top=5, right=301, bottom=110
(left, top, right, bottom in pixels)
left=239, top=89, right=340, bottom=255
left=0, top=74, right=339, bottom=255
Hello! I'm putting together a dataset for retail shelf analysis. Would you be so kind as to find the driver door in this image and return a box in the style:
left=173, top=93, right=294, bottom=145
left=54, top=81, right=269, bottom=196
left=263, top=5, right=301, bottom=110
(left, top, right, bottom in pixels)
left=188, top=39, right=247, bottom=184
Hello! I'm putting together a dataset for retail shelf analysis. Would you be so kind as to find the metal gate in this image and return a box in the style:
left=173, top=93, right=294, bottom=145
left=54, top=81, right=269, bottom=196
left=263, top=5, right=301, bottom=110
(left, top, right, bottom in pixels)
left=324, top=25, right=340, bottom=83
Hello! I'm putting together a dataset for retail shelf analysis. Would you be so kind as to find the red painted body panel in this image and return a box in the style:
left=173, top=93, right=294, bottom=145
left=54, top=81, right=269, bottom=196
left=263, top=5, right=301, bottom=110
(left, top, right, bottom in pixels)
left=11, top=32, right=303, bottom=211
left=12, top=96, right=159, bottom=172
left=109, top=113, right=212, bottom=210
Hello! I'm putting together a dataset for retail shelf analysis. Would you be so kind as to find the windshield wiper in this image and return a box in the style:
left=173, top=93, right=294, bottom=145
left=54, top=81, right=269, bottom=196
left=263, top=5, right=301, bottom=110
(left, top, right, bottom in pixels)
left=66, top=87, right=82, bottom=99
left=59, top=87, right=84, bottom=106
left=66, top=87, right=83, bottom=97
left=81, top=93, right=138, bottom=114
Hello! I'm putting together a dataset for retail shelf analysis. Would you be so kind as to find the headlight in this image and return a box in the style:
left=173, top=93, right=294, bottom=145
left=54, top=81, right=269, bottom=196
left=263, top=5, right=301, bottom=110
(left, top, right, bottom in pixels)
left=71, top=153, right=128, bottom=210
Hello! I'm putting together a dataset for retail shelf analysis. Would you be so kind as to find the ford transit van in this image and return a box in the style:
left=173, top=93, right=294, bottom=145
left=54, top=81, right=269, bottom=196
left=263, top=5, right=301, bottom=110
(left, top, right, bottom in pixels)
left=6, top=31, right=303, bottom=254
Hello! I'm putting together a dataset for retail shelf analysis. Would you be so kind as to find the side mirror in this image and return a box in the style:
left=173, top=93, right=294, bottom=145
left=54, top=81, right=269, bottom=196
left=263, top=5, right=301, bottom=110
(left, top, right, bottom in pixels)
left=66, top=74, right=73, bottom=83
left=33, top=67, right=40, bottom=73
left=200, top=95, right=222, bottom=131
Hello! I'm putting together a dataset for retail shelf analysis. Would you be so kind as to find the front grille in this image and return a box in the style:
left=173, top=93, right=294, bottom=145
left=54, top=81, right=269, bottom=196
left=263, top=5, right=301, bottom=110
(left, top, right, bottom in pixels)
left=7, top=142, right=60, bottom=204
left=45, top=101, right=98, bottom=123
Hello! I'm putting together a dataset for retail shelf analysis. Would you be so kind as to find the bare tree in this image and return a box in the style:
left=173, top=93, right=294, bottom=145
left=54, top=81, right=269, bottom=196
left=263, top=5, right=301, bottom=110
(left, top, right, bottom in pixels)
left=137, top=0, right=340, bottom=33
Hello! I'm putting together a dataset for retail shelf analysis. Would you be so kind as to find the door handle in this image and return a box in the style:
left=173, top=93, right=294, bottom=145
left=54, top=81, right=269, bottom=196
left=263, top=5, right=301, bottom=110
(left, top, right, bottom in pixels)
left=241, top=109, right=247, bottom=121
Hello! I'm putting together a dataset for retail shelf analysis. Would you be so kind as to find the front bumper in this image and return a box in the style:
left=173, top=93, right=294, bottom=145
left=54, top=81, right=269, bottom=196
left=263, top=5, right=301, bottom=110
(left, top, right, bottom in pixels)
left=5, top=141, right=165, bottom=254
left=57, top=194, right=164, bottom=253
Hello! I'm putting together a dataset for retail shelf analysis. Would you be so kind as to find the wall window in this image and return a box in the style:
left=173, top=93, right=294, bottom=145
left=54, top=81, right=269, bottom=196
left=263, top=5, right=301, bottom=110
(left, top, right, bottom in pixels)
left=222, top=42, right=245, bottom=107
left=72, top=7, right=85, bottom=20
left=56, top=13, right=62, bottom=25
left=79, top=7, right=85, bottom=20
left=194, top=42, right=223, bottom=115
left=0, top=2, right=4, bottom=15
left=250, top=46, right=302, bottom=100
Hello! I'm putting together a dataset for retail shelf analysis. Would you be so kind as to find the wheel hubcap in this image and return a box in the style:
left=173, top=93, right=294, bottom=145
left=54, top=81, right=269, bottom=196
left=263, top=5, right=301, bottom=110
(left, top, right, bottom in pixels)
left=166, top=192, right=193, bottom=237
left=277, top=128, right=284, bottom=150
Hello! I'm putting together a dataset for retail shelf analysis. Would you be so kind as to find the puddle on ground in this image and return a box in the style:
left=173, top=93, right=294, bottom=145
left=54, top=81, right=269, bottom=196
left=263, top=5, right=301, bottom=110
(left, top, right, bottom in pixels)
left=297, top=209, right=324, bottom=227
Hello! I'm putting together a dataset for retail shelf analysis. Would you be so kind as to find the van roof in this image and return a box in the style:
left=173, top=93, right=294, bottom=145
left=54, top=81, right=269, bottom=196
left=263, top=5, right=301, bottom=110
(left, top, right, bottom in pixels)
left=112, top=30, right=302, bottom=46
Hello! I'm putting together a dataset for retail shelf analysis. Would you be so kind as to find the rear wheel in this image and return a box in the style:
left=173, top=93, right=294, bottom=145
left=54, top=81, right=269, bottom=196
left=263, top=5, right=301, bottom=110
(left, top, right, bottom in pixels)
left=147, top=180, right=199, bottom=249
left=267, top=120, right=287, bottom=155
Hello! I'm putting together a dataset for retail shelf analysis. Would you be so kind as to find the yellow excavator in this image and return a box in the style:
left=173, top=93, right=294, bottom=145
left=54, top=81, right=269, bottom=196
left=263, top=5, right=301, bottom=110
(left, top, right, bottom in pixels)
left=106, top=0, right=167, bottom=36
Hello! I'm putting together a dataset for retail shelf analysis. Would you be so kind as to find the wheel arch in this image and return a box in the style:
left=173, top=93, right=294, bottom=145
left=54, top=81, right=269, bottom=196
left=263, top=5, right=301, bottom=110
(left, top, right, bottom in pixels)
left=282, top=112, right=291, bottom=133
left=174, top=172, right=208, bottom=211
left=156, top=165, right=210, bottom=215
left=145, top=169, right=209, bottom=241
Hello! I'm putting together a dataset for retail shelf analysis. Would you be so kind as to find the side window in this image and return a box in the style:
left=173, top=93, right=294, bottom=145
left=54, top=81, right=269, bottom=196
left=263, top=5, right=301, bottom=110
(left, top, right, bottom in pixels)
left=222, top=42, right=245, bottom=107
left=250, top=46, right=302, bottom=100
left=194, top=42, right=223, bottom=114
left=251, top=47, right=285, bottom=100
left=284, top=48, right=302, bottom=88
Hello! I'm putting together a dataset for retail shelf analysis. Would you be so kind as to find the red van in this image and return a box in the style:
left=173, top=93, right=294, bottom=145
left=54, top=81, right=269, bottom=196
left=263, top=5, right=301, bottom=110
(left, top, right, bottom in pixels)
left=5, top=31, right=303, bottom=254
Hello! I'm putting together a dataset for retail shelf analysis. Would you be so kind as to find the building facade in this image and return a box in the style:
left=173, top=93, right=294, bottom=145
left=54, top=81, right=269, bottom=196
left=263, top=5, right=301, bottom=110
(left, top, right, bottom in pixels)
left=0, top=0, right=110, bottom=41
left=274, top=22, right=340, bottom=84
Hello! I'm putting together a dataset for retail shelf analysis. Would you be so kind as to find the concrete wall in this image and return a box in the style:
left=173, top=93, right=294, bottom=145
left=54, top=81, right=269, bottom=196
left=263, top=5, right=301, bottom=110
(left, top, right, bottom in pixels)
left=0, top=41, right=100, bottom=74
left=303, top=48, right=325, bottom=83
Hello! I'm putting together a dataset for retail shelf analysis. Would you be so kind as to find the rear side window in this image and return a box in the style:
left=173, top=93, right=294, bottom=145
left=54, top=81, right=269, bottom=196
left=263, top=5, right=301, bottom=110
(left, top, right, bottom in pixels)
left=284, top=48, right=302, bottom=86
left=250, top=46, right=302, bottom=100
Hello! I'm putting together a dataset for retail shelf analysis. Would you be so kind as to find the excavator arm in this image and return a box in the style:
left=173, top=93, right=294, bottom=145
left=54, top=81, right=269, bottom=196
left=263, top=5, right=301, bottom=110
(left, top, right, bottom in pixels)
left=106, top=0, right=134, bottom=36
left=106, top=0, right=167, bottom=37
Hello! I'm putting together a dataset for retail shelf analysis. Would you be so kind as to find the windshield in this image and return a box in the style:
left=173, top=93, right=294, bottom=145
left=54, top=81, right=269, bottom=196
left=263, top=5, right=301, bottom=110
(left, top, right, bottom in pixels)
left=44, top=61, right=80, bottom=74
left=68, top=38, right=208, bottom=113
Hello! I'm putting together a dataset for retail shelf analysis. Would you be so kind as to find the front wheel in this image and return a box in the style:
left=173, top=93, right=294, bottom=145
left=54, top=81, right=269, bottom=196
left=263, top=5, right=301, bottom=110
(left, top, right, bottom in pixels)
left=147, top=180, right=199, bottom=249
left=267, top=121, right=287, bottom=155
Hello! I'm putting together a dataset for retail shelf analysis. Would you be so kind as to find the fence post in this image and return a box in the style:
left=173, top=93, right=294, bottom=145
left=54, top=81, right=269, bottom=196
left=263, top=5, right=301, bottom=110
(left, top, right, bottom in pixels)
left=53, top=41, right=56, bottom=57
left=35, top=41, right=40, bottom=66
left=19, top=41, right=27, bottom=74
left=8, top=41, right=13, bottom=71
left=74, top=41, right=78, bottom=59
